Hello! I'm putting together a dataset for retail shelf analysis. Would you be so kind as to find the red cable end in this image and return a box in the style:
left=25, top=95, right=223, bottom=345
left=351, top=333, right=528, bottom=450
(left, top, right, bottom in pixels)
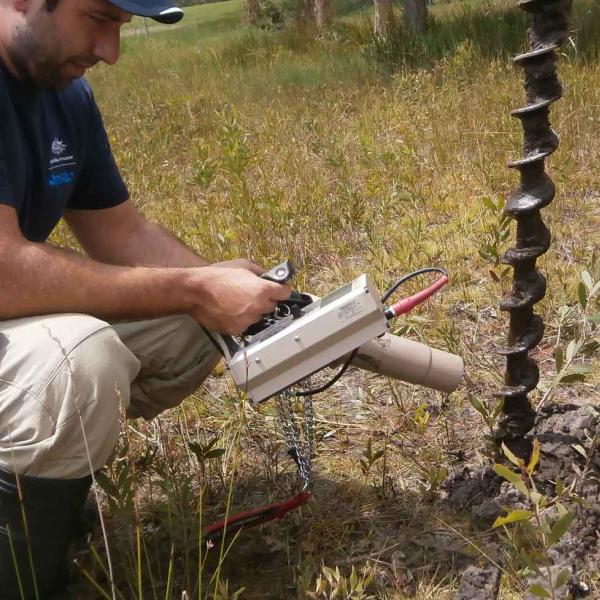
left=203, top=491, right=312, bottom=541
left=386, top=275, right=449, bottom=319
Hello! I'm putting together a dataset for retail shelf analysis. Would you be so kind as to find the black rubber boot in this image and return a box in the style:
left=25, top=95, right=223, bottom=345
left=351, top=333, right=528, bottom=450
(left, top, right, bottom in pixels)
left=0, top=469, right=92, bottom=600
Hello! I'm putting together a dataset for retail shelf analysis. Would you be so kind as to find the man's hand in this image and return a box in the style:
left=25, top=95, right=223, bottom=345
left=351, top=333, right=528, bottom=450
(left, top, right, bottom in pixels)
left=186, top=266, right=291, bottom=335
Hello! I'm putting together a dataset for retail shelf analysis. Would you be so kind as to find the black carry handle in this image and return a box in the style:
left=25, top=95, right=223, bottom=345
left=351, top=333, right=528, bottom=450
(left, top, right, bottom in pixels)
left=260, top=260, right=295, bottom=284
left=261, top=260, right=313, bottom=307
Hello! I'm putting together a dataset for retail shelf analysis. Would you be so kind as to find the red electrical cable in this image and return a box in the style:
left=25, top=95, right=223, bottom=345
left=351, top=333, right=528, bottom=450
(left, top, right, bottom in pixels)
left=203, top=492, right=312, bottom=542
left=384, top=275, right=449, bottom=320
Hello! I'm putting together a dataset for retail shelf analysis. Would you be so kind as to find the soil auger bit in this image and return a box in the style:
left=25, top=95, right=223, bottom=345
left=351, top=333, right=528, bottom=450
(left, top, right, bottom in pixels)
left=495, top=0, right=573, bottom=442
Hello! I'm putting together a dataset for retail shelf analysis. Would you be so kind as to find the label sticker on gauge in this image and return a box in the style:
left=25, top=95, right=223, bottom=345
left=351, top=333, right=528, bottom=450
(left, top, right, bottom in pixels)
left=337, top=299, right=364, bottom=321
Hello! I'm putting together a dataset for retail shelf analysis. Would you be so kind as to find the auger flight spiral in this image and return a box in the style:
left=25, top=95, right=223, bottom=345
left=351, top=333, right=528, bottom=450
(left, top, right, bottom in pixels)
left=495, top=0, right=573, bottom=441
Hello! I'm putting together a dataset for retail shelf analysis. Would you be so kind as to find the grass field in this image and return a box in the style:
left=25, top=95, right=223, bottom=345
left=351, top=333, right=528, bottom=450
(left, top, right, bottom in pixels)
left=68, top=0, right=600, bottom=597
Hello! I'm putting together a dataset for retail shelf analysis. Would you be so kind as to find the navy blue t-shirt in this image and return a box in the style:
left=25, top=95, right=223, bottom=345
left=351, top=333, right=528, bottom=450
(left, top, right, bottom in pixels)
left=0, top=61, right=129, bottom=242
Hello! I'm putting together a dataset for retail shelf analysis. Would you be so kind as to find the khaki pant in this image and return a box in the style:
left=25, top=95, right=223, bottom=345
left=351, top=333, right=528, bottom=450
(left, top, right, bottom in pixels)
left=0, top=314, right=220, bottom=479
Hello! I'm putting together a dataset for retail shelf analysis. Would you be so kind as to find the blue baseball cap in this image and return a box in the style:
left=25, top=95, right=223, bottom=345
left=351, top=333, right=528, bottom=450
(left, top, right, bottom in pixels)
left=108, top=0, right=184, bottom=24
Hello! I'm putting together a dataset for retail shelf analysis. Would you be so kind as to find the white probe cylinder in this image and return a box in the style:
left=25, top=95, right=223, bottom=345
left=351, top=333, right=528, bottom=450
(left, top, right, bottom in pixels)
left=350, top=333, right=464, bottom=394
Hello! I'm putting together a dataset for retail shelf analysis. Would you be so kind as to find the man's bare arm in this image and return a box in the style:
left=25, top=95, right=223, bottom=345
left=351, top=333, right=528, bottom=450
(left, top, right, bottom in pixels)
left=65, top=200, right=209, bottom=268
left=0, top=205, right=290, bottom=333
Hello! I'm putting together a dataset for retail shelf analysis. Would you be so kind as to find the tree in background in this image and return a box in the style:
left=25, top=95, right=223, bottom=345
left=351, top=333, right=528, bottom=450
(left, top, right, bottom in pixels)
left=373, top=0, right=396, bottom=35
left=314, top=0, right=333, bottom=31
left=244, top=0, right=320, bottom=31
left=245, top=0, right=259, bottom=24
left=243, top=0, right=436, bottom=36
left=239, top=0, right=428, bottom=35
left=403, top=0, right=427, bottom=33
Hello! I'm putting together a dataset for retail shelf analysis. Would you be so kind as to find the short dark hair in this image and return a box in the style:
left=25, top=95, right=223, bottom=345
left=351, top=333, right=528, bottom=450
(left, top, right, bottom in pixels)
left=45, top=0, right=60, bottom=11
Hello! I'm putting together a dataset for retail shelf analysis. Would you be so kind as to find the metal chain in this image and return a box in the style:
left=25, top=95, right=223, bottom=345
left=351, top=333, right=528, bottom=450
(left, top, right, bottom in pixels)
left=274, top=393, right=299, bottom=451
left=274, top=390, right=314, bottom=491
left=303, top=395, right=314, bottom=476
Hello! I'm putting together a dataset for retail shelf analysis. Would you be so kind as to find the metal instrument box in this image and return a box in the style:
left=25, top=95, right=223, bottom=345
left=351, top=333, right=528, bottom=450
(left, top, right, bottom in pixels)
left=226, top=274, right=388, bottom=403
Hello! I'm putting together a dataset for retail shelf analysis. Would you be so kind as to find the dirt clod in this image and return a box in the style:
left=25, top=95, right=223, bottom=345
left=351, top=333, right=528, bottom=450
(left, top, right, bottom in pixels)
left=457, top=565, right=501, bottom=600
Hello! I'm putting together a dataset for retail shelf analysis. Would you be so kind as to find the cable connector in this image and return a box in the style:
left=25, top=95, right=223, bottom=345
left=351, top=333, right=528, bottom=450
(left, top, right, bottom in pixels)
left=384, top=275, right=449, bottom=320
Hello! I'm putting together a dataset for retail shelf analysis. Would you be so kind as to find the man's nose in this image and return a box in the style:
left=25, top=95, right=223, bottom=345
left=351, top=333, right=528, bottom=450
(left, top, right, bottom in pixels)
left=93, top=28, right=121, bottom=66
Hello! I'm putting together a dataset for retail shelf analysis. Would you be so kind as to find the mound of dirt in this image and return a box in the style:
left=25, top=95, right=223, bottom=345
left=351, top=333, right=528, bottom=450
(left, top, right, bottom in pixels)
left=445, top=402, right=599, bottom=599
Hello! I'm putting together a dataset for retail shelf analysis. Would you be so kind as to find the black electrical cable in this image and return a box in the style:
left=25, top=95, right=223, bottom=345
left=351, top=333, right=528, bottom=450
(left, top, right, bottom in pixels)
left=292, top=349, right=359, bottom=397
left=292, top=266, right=447, bottom=398
left=381, top=267, right=448, bottom=304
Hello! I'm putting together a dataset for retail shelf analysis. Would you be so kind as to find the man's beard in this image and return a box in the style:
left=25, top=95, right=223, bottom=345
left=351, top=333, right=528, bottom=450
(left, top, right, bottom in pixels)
left=7, top=18, right=86, bottom=90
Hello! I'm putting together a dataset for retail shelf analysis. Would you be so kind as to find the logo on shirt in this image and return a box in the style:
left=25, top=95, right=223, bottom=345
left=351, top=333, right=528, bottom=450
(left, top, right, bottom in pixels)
left=49, top=171, right=75, bottom=187
left=47, top=135, right=76, bottom=189
left=51, top=138, right=67, bottom=156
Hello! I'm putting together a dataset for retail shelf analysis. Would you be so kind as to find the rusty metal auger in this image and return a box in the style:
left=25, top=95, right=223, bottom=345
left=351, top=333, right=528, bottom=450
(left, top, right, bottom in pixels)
left=495, top=0, right=573, bottom=441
